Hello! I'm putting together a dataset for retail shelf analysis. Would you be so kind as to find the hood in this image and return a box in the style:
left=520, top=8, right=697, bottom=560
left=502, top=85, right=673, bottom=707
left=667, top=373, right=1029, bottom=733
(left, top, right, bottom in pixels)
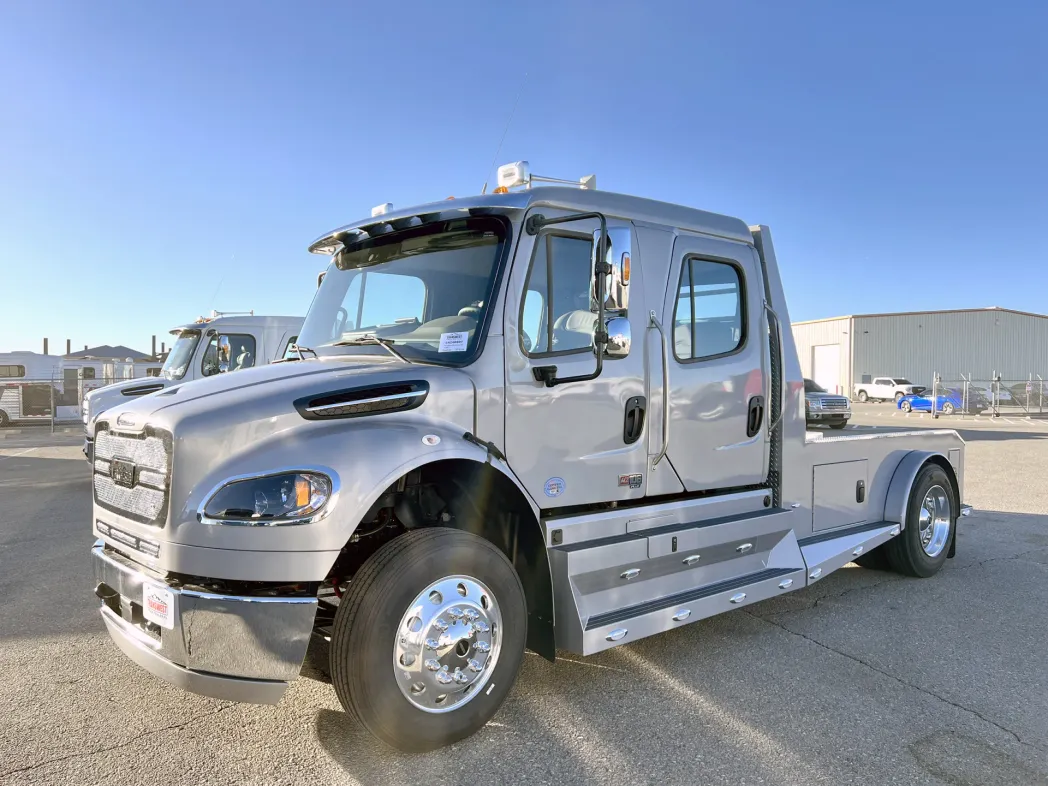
left=97, top=356, right=477, bottom=438
left=86, top=376, right=172, bottom=424
left=805, top=391, right=848, bottom=401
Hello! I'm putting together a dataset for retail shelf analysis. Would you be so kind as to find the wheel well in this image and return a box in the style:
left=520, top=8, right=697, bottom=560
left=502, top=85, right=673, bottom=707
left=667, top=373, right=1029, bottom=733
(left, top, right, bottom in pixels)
left=326, top=458, right=555, bottom=661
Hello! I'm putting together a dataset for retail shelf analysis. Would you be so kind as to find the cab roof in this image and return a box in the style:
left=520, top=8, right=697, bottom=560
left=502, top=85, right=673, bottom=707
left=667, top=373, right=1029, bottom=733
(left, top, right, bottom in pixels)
left=308, top=187, right=753, bottom=255
left=170, top=315, right=302, bottom=333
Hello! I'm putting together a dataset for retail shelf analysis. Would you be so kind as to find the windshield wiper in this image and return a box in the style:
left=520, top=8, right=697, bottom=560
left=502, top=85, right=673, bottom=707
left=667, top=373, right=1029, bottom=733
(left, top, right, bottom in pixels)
left=332, top=335, right=412, bottom=364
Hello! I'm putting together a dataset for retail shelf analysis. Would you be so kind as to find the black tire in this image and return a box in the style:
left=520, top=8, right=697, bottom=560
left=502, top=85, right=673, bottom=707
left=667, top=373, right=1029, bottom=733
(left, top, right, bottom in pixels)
left=829, top=420, right=848, bottom=430
left=857, top=390, right=868, bottom=403
left=854, top=547, right=890, bottom=570
left=895, top=392, right=904, bottom=402
left=901, top=400, right=912, bottom=412
left=884, top=464, right=956, bottom=578
left=330, top=528, right=527, bottom=752
left=0, top=410, right=8, bottom=427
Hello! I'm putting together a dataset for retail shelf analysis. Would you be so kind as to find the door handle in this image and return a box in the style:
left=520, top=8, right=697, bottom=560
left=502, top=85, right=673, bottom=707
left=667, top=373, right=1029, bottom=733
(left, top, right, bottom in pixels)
left=623, top=396, right=646, bottom=444
left=649, top=311, right=671, bottom=468
left=746, top=396, right=765, bottom=437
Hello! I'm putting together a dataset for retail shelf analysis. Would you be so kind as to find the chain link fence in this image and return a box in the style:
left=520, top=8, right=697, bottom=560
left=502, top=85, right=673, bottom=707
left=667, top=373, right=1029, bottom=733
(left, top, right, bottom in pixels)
left=934, top=373, right=1047, bottom=417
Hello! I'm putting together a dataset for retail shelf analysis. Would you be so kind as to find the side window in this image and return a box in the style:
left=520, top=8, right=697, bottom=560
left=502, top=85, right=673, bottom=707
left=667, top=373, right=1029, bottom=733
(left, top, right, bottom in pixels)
left=521, top=234, right=596, bottom=356
left=202, top=334, right=257, bottom=377
left=673, top=258, right=744, bottom=361
left=146, top=367, right=161, bottom=377
left=0, top=365, right=25, bottom=378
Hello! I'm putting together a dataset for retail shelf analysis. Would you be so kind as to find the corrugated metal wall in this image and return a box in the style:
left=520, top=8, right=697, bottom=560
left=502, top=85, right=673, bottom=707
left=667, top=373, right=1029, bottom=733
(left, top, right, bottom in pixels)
left=790, top=317, right=851, bottom=393
left=853, top=310, right=1048, bottom=385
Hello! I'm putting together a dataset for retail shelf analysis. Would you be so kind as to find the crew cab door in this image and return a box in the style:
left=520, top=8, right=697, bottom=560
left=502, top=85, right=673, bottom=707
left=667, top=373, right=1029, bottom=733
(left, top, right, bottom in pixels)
left=503, top=213, right=649, bottom=508
left=658, top=233, right=768, bottom=491
left=872, top=377, right=892, bottom=398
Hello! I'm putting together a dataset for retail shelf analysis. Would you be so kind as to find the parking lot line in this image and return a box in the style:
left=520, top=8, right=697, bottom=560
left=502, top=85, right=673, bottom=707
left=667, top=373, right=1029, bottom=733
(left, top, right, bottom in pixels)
left=0, top=448, right=37, bottom=461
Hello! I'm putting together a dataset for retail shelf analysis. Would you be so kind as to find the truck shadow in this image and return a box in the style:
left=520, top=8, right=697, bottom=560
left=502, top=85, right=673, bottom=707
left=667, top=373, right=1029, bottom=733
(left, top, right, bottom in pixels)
left=310, top=509, right=1048, bottom=784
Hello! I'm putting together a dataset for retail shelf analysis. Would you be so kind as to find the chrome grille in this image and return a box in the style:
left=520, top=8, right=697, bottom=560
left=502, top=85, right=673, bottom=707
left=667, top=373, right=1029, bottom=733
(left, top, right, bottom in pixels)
left=820, top=397, right=849, bottom=411
left=92, top=426, right=171, bottom=525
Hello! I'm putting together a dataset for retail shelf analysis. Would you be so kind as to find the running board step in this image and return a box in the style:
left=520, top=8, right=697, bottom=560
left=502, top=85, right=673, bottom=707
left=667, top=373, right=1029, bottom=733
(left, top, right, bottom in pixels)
left=800, top=521, right=900, bottom=582
left=579, top=566, right=806, bottom=655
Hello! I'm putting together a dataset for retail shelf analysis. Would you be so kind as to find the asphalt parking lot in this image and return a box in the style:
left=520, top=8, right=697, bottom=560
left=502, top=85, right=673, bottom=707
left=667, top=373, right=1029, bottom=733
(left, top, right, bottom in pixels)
left=2, top=412, right=1047, bottom=785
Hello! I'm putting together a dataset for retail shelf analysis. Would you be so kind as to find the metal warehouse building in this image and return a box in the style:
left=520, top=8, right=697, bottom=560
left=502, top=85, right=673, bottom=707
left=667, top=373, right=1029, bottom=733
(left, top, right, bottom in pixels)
left=792, top=307, right=1048, bottom=394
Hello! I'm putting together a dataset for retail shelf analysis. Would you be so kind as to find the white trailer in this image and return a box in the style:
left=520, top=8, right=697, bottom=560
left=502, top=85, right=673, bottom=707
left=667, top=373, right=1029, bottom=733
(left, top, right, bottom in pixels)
left=0, top=352, right=65, bottom=427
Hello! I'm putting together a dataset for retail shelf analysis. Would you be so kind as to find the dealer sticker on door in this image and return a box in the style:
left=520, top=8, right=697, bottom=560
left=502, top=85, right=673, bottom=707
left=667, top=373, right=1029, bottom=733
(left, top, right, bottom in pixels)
left=142, top=583, right=175, bottom=630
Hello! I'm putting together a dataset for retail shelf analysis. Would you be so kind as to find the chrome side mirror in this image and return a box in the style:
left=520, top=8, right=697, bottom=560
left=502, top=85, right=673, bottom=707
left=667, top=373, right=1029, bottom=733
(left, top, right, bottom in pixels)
left=591, top=226, right=632, bottom=313
left=217, top=335, right=231, bottom=373
left=601, top=316, right=631, bottom=359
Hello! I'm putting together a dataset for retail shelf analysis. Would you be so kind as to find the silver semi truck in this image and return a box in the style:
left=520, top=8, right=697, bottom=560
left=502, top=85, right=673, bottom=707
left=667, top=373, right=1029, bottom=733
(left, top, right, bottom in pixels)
left=82, top=313, right=302, bottom=460
left=90, top=163, right=968, bottom=752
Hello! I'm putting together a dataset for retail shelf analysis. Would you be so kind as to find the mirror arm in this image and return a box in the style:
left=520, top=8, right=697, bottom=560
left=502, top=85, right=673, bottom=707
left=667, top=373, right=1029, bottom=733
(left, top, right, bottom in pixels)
left=526, top=212, right=610, bottom=387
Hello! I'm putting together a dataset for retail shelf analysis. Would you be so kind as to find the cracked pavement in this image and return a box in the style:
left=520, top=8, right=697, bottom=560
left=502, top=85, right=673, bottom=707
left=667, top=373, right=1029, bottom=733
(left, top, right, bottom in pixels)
left=2, top=416, right=1048, bottom=784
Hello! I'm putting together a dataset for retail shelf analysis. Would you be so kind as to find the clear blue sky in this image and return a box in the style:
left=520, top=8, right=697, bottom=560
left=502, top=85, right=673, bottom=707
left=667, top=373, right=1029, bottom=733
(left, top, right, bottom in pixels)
left=1, top=1, right=1045, bottom=354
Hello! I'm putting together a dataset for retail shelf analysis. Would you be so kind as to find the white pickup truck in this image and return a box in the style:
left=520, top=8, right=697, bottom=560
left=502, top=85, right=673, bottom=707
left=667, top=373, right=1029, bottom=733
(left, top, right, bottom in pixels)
left=854, top=376, right=926, bottom=403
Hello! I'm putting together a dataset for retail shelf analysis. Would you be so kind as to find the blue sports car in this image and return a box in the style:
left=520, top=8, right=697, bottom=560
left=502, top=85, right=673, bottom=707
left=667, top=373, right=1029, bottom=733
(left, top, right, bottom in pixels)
left=897, top=388, right=986, bottom=415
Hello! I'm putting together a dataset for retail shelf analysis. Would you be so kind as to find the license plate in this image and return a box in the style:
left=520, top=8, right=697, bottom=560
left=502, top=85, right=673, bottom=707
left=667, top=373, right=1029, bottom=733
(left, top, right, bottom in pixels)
left=142, top=584, right=175, bottom=630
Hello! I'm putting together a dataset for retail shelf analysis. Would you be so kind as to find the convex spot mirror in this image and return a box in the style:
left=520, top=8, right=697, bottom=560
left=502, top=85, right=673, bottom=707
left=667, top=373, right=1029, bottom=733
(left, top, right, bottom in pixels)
left=591, top=226, right=631, bottom=313
left=217, top=335, right=231, bottom=373
left=602, top=316, right=631, bottom=359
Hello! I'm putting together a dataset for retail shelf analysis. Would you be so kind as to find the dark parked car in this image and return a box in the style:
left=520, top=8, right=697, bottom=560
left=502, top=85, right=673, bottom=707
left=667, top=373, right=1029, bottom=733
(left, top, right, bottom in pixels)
left=804, top=378, right=851, bottom=429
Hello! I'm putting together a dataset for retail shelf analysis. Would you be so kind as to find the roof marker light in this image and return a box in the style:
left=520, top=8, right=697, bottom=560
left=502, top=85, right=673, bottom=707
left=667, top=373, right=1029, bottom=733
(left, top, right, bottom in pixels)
left=371, top=203, right=393, bottom=217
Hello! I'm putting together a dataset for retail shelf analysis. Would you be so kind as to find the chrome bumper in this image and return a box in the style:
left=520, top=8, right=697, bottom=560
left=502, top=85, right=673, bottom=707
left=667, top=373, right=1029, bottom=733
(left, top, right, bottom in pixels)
left=92, top=540, right=317, bottom=704
left=806, top=410, right=851, bottom=419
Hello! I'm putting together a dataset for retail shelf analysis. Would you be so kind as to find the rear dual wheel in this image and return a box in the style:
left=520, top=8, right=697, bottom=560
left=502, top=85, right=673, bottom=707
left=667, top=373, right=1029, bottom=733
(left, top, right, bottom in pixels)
left=330, top=528, right=527, bottom=752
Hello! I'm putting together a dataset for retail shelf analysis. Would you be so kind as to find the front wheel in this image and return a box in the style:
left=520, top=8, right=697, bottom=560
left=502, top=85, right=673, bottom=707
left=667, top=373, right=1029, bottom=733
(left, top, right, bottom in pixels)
left=895, top=391, right=905, bottom=402
left=857, top=390, right=868, bottom=403
left=901, top=400, right=912, bottom=412
left=884, top=464, right=956, bottom=578
left=0, top=409, right=8, bottom=428
left=330, top=528, right=527, bottom=752
left=942, top=402, right=955, bottom=415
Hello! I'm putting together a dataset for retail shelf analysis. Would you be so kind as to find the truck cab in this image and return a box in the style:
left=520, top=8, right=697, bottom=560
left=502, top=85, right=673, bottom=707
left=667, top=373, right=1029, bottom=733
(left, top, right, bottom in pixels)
left=82, top=313, right=302, bottom=459
left=89, top=164, right=967, bottom=753
left=855, top=376, right=925, bottom=402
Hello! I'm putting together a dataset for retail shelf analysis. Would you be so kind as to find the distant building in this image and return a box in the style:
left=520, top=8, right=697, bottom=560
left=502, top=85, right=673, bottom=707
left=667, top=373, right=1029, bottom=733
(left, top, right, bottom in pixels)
left=65, top=344, right=151, bottom=361
left=792, top=307, right=1048, bottom=393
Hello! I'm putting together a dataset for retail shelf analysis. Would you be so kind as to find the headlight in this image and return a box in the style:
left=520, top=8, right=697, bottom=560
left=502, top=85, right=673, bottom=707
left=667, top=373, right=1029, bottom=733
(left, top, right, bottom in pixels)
left=202, top=472, right=332, bottom=525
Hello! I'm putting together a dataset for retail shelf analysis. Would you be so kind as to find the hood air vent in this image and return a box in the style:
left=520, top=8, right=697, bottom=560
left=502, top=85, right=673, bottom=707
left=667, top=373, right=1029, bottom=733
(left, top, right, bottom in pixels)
left=121, top=383, right=166, bottom=397
left=295, top=381, right=429, bottom=421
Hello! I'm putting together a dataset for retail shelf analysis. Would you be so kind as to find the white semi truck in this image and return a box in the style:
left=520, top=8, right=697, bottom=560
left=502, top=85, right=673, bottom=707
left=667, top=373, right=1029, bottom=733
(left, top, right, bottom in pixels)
left=82, top=312, right=302, bottom=460
left=89, top=163, right=968, bottom=752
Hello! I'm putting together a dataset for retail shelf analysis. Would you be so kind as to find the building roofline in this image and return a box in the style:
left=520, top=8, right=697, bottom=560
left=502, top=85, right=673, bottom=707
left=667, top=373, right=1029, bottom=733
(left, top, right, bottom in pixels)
left=793, top=306, right=1048, bottom=325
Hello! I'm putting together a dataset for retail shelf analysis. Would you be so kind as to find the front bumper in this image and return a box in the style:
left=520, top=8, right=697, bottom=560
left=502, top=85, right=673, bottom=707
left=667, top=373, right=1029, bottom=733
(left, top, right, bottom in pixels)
left=92, top=540, right=317, bottom=704
left=806, top=410, right=851, bottom=420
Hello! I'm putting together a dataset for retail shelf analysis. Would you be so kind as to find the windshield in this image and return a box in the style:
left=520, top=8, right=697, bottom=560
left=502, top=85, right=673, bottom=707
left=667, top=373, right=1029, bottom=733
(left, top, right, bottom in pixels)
left=804, top=378, right=827, bottom=394
left=161, top=330, right=201, bottom=380
left=893, top=378, right=913, bottom=385
left=297, top=217, right=507, bottom=364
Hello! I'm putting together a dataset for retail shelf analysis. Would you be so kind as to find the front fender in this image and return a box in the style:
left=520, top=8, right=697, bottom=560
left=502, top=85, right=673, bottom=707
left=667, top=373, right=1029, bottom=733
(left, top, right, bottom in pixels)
left=170, top=416, right=539, bottom=570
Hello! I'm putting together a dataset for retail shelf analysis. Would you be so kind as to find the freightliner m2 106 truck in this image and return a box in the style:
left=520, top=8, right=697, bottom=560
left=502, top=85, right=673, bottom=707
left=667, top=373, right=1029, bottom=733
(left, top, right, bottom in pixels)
left=90, top=162, right=969, bottom=752
left=83, top=313, right=302, bottom=460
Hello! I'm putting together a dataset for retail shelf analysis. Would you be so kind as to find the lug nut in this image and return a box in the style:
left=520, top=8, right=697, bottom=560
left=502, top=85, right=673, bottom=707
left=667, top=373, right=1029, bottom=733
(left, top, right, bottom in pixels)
left=424, top=659, right=441, bottom=672
left=453, top=669, right=470, bottom=685
left=473, top=620, right=490, bottom=633
left=467, top=658, right=483, bottom=672
left=463, top=608, right=479, bottom=621
left=433, top=618, right=449, bottom=632
left=424, top=638, right=440, bottom=650
left=435, top=670, right=454, bottom=685
left=448, top=607, right=464, bottom=619
left=474, top=640, right=491, bottom=653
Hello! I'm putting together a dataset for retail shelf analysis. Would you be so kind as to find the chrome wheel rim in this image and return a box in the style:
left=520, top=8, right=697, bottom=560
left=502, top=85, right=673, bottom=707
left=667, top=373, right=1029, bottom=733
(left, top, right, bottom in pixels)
left=393, top=575, right=502, bottom=713
left=918, top=485, right=951, bottom=557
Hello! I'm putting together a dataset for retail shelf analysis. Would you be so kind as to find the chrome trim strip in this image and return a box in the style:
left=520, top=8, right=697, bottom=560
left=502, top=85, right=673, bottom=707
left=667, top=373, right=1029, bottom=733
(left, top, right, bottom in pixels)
left=648, top=310, right=671, bottom=469
left=304, top=390, right=422, bottom=413
left=179, top=589, right=318, bottom=605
